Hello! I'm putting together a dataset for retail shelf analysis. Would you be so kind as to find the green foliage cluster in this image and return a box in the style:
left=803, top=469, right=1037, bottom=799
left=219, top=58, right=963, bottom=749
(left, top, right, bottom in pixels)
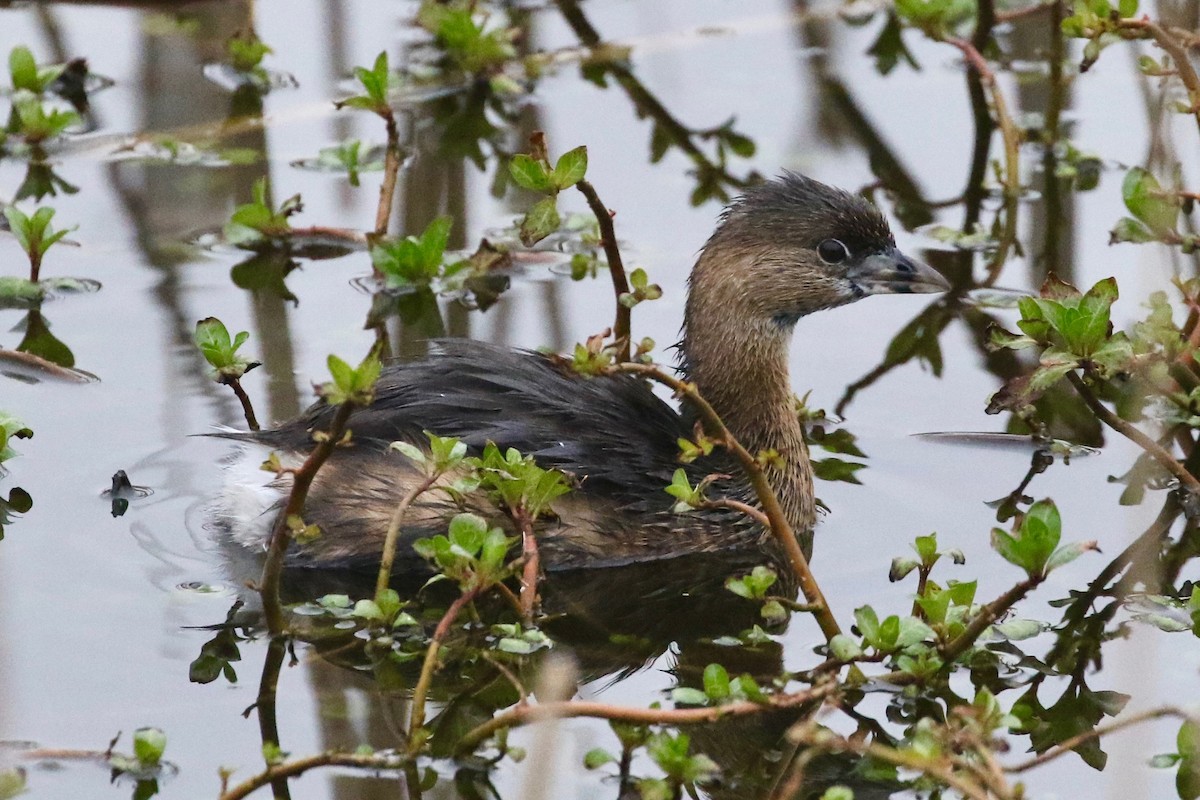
left=0, top=412, right=32, bottom=469
left=193, top=317, right=259, bottom=383
left=4, top=46, right=79, bottom=148
left=508, top=143, right=589, bottom=245
left=1110, top=168, right=1197, bottom=252
left=416, top=1, right=518, bottom=77
left=2, top=204, right=75, bottom=283
left=321, top=350, right=382, bottom=407
left=414, top=513, right=514, bottom=591
left=223, top=178, right=302, bottom=248
left=1061, top=0, right=1140, bottom=68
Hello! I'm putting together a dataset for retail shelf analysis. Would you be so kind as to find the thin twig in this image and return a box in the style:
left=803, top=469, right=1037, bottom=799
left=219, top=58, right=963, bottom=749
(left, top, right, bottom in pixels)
left=1005, top=707, right=1188, bottom=773
left=376, top=473, right=439, bottom=600
left=259, top=402, right=356, bottom=635
left=607, top=361, right=842, bottom=642
left=408, top=588, right=480, bottom=753
left=940, top=576, right=1040, bottom=663
left=374, top=111, right=403, bottom=238
left=455, top=681, right=837, bottom=755
left=576, top=179, right=632, bottom=362
left=515, top=507, right=540, bottom=620
left=1068, top=370, right=1200, bottom=495
left=253, top=637, right=290, bottom=800
left=698, top=497, right=770, bottom=526
left=224, top=376, right=260, bottom=431
left=1119, top=18, right=1200, bottom=134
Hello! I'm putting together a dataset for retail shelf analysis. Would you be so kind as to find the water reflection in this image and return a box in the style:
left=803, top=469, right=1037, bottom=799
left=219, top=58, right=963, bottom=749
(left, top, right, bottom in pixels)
left=2, top=0, right=1199, bottom=798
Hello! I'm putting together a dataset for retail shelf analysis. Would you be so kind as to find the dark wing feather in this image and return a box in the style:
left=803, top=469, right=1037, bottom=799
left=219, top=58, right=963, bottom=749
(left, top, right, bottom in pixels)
left=246, top=340, right=689, bottom=512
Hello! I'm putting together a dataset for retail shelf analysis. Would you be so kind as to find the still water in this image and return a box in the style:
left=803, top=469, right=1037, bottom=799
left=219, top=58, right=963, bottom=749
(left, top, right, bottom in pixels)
left=1, top=0, right=1198, bottom=797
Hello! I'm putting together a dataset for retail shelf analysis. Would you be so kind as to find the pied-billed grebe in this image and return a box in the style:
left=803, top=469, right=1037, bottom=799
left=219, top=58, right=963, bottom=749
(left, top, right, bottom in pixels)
left=219, top=174, right=949, bottom=571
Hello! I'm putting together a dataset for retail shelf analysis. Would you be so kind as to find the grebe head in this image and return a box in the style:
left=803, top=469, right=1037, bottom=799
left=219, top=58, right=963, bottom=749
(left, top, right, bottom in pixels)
left=688, top=173, right=950, bottom=328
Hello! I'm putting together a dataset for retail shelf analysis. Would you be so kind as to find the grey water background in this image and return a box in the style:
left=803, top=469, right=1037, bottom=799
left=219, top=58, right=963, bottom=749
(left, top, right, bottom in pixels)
left=0, top=0, right=1197, bottom=796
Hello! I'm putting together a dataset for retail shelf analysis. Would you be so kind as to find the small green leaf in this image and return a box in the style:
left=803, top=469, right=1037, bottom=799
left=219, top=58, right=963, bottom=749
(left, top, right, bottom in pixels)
left=9, top=46, right=38, bottom=92
left=518, top=196, right=560, bottom=246
left=509, top=154, right=553, bottom=193
left=1123, top=167, right=1179, bottom=236
left=133, top=727, right=167, bottom=767
left=820, top=787, right=855, bottom=800
left=670, top=687, right=708, bottom=706
left=1110, top=217, right=1158, bottom=244
left=702, top=663, right=731, bottom=700
left=829, top=634, right=863, bottom=661
left=0, top=767, right=27, bottom=800
left=584, top=748, right=615, bottom=769
left=552, top=146, right=588, bottom=189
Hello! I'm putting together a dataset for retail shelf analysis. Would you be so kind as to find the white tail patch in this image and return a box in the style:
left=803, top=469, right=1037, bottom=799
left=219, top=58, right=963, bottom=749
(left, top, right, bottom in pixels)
left=214, top=444, right=300, bottom=551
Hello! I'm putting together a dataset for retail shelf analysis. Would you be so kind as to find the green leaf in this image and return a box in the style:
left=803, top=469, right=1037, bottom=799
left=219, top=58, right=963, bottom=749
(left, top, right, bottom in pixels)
left=0, top=767, right=26, bottom=800
left=1123, top=167, right=1179, bottom=236
left=509, top=154, right=553, bottom=193
left=813, top=457, right=867, bottom=484
left=854, top=606, right=881, bottom=648
left=518, top=196, right=560, bottom=246
left=702, top=663, right=731, bottom=700
left=391, top=441, right=426, bottom=465
left=447, top=513, right=488, bottom=556
left=133, top=727, right=167, bottom=766
left=583, top=748, right=615, bottom=769
left=9, top=46, right=38, bottom=92
left=1110, top=216, right=1158, bottom=244
left=352, top=599, right=384, bottom=621
left=670, top=687, right=708, bottom=706
left=552, top=146, right=588, bottom=189
left=820, top=787, right=855, bottom=800
left=1045, top=539, right=1098, bottom=573
left=194, top=317, right=233, bottom=365
left=829, top=633, right=863, bottom=661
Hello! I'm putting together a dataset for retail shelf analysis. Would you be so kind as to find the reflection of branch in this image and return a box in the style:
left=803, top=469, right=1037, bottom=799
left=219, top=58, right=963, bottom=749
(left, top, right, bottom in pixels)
left=408, top=587, right=481, bottom=752
left=553, top=0, right=758, bottom=196
left=253, top=637, right=290, bottom=800
left=944, top=36, right=1021, bottom=282
left=1068, top=371, right=1200, bottom=494
left=818, top=77, right=934, bottom=230
left=1119, top=18, right=1200, bottom=135
left=835, top=299, right=955, bottom=415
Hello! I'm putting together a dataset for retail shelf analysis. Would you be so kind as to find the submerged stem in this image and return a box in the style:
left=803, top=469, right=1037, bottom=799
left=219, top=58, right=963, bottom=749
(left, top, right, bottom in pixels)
left=259, top=402, right=356, bottom=635
left=376, top=473, right=439, bottom=600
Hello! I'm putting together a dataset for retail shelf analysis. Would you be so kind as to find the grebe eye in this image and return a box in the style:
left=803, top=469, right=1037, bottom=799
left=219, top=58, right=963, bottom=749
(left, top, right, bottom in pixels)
left=817, top=239, right=850, bottom=265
